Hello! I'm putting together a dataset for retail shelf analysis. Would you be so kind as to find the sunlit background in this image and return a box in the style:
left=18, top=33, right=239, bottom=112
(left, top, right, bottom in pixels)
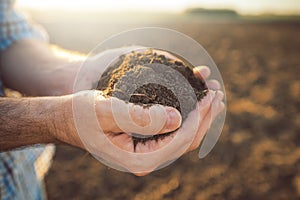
left=18, top=0, right=300, bottom=15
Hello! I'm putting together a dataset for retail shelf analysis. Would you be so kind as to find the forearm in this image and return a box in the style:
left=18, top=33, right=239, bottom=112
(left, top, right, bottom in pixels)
left=0, top=96, right=72, bottom=151
left=0, top=39, right=84, bottom=96
left=0, top=39, right=138, bottom=97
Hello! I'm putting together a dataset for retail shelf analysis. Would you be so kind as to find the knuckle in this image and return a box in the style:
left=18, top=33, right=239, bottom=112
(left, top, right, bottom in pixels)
left=129, top=105, right=151, bottom=127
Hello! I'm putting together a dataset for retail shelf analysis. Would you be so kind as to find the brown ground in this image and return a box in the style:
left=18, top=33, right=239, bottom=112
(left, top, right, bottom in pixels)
left=43, top=19, right=300, bottom=200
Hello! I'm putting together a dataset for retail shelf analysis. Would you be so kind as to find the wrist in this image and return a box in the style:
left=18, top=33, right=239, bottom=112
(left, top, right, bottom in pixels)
left=28, top=97, right=62, bottom=144
left=49, top=94, right=84, bottom=148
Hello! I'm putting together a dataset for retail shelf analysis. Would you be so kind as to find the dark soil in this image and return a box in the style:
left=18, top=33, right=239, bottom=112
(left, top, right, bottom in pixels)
left=96, top=49, right=208, bottom=146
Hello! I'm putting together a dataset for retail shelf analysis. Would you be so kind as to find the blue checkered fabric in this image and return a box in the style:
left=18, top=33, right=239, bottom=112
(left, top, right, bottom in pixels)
left=0, top=0, right=48, bottom=50
left=0, top=0, right=54, bottom=199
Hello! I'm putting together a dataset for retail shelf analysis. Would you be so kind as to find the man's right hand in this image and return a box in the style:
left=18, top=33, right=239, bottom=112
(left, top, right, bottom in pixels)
left=48, top=90, right=187, bottom=175
left=53, top=91, right=182, bottom=151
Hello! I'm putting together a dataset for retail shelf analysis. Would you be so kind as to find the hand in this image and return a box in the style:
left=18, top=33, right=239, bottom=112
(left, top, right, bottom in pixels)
left=53, top=90, right=183, bottom=174
left=149, top=50, right=225, bottom=152
left=186, top=66, right=224, bottom=152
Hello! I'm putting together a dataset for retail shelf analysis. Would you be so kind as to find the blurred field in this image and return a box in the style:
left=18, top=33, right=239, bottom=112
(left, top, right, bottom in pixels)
left=39, top=15, right=300, bottom=200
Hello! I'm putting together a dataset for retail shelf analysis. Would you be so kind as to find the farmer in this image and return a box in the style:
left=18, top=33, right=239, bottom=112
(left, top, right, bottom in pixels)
left=0, top=0, right=224, bottom=199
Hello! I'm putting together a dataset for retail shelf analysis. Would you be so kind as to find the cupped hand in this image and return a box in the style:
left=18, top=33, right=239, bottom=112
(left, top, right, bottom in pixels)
left=70, top=90, right=184, bottom=175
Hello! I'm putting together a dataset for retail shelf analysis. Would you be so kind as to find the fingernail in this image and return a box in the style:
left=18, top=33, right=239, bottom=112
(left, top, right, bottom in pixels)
left=166, top=109, right=182, bottom=131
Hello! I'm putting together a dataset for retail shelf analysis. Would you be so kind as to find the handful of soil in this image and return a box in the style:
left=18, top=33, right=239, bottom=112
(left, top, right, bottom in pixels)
left=97, top=49, right=208, bottom=147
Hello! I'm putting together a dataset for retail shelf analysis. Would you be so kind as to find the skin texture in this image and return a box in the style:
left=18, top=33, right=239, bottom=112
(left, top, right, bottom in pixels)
left=0, top=39, right=224, bottom=175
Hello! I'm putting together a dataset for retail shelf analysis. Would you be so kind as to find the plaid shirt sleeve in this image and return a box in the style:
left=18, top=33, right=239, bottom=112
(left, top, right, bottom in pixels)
left=0, top=1, right=54, bottom=200
left=0, top=0, right=48, bottom=51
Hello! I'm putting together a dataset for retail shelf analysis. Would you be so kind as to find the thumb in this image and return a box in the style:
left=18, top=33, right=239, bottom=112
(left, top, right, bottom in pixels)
left=109, top=97, right=182, bottom=135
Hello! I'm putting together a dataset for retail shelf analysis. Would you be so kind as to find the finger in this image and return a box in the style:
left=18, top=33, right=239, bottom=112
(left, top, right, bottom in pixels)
left=187, top=91, right=225, bottom=152
left=206, top=79, right=221, bottom=90
left=193, top=66, right=211, bottom=79
left=205, top=91, right=224, bottom=129
left=106, top=132, right=134, bottom=152
left=107, top=97, right=182, bottom=135
left=129, top=104, right=182, bottom=134
left=192, top=90, right=215, bottom=137
left=199, top=90, right=216, bottom=110
left=211, top=91, right=225, bottom=120
left=187, top=107, right=212, bottom=152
